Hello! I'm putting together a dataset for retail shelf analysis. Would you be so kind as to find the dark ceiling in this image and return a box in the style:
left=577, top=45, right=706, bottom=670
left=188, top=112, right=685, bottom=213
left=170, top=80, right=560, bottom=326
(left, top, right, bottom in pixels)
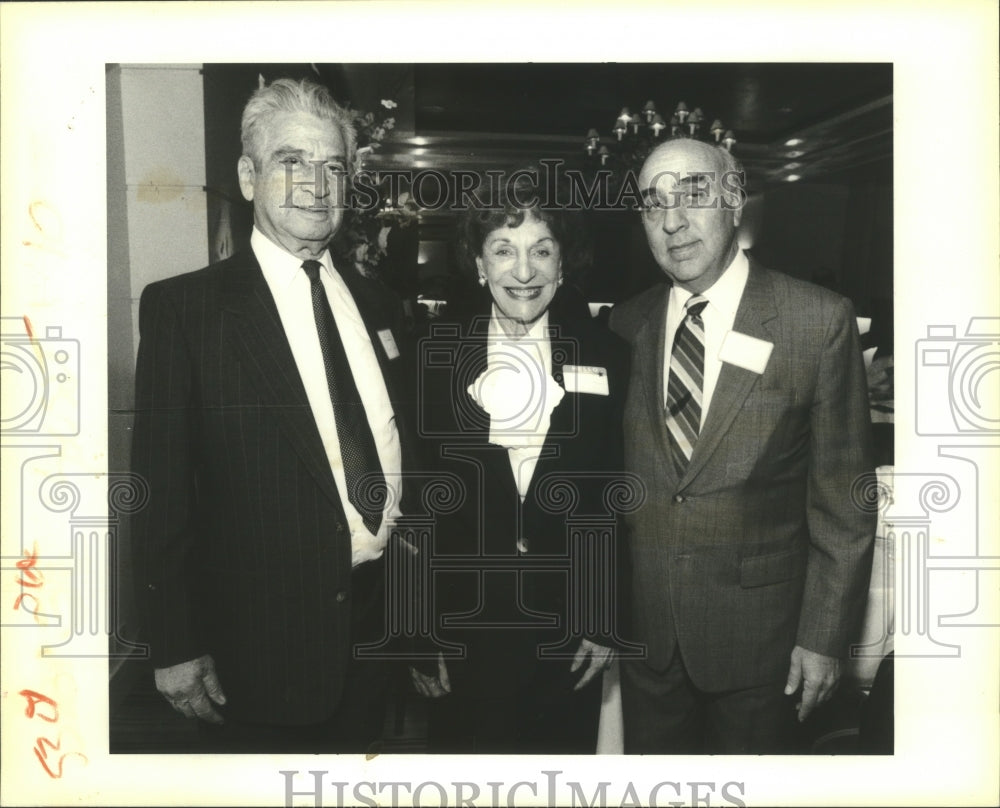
left=411, top=63, right=889, bottom=141
left=211, top=62, right=892, bottom=191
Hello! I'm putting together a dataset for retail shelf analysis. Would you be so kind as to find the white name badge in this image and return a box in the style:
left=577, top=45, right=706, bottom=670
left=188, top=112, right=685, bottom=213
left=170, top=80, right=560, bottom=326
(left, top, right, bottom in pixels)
left=563, top=364, right=610, bottom=395
left=377, top=328, right=400, bottom=360
left=718, top=330, right=773, bottom=375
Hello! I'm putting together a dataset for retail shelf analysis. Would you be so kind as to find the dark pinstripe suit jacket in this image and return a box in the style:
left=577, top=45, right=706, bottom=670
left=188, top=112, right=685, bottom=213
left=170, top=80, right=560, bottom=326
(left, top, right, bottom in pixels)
left=130, top=249, right=412, bottom=725
left=609, top=261, right=876, bottom=692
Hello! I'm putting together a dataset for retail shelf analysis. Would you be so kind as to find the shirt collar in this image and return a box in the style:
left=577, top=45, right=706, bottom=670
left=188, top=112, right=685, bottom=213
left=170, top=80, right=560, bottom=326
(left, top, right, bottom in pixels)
left=488, top=307, right=551, bottom=344
left=670, top=248, right=749, bottom=318
left=251, top=227, right=333, bottom=289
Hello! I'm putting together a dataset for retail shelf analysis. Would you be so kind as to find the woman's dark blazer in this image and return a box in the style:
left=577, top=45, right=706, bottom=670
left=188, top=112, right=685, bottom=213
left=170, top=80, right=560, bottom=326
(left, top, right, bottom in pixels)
left=415, top=292, right=633, bottom=693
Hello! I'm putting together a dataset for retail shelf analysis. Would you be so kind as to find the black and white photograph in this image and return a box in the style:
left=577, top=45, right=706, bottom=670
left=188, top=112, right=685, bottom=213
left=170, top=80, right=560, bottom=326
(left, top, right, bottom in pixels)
left=1, top=3, right=997, bottom=807
left=106, top=61, right=894, bottom=759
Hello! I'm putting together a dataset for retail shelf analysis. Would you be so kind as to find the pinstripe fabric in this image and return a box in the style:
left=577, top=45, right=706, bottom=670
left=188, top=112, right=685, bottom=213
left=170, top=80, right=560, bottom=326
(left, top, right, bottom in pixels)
left=131, top=251, right=413, bottom=726
left=664, top=295, right=708, bottom=475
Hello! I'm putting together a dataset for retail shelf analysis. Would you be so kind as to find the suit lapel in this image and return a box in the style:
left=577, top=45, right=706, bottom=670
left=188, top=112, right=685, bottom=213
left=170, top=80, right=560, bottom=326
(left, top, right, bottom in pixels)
left=680, top=263, right=778, bottom=485
left=462, top=310, right=492, bottom=437
left=526, top=316, right=579, bottom=500
left=448, top=313, right=523, bottom=509
left=541, top=317, right=573, bottom=456
left=631, top=286, right=680, bottom=485
left=217, top=251, right=341, bottom=508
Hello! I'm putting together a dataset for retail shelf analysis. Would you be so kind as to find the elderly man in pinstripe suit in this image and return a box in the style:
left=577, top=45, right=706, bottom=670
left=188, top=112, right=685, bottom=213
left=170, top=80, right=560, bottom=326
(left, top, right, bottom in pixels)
left=131, top=78, right=414, bottom=753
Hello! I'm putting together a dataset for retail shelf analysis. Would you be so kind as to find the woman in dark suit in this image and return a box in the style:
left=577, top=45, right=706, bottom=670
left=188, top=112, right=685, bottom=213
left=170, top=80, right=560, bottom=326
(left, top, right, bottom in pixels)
left=410, top=174, right=632, bottom=753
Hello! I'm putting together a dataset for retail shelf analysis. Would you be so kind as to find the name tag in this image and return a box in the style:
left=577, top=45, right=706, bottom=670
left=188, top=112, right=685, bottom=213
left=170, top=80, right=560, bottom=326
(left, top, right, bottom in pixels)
left=563, top=364, right=609, bottom=395
left=718, top=330, right=773, bottom=374
left=377, top=328, right=399, bottom=360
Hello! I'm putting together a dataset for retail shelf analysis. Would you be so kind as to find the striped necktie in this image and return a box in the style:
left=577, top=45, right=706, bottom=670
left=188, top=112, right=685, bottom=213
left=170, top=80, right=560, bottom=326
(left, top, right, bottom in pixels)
left=302, top=260, right=386, bottom=536
left=665, top=294, right=709, bottom=476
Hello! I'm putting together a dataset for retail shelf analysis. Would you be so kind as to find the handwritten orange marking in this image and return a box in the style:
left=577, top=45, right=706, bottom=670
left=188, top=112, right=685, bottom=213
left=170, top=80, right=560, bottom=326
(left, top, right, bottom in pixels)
left=33, top=735, right=88, bottom=779
left=19, top=689, right=87, bottom=778
left=20, top=689, right=59, bottom=723
left=13, top=591, right=43, bottom=620
left=13, top=545, right=45, bottom=617
left=29, top=201, right=45, bottom=232
left=14, top=576, right=44, bottom=592
left=15, top=547, right=44, bottom=588
left=18, top=320, right=47, bottom=370
left=23, top=201, right=66, bottom=257
left=15, top=545, right=39, bottom=568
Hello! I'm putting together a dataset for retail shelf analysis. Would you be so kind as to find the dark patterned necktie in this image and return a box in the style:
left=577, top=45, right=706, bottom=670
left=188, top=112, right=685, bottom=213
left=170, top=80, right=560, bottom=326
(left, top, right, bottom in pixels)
left=665, top=294, right=709, bottom=476
left=302, top=260, right=385, bottom=535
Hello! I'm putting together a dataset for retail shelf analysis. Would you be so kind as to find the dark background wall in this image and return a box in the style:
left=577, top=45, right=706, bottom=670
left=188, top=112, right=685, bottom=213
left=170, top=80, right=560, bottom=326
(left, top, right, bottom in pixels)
left=197, top=63, right=893, bottom=345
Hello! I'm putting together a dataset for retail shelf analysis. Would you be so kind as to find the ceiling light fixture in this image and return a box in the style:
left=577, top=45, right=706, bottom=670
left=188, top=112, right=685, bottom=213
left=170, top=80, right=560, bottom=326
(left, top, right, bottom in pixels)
left=585, top=100, right=736, bottom=173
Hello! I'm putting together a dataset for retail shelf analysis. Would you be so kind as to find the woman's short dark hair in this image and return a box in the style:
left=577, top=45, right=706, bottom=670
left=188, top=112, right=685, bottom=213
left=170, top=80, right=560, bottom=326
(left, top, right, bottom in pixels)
left=455, top=169, right=592, bottom=280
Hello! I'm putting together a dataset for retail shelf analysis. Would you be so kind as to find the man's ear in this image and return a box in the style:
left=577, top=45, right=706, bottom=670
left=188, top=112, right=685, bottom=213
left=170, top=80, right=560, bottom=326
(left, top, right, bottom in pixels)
left=733, top=203, right=743, bottom=229
left=237, top=155, right=256, bottom=202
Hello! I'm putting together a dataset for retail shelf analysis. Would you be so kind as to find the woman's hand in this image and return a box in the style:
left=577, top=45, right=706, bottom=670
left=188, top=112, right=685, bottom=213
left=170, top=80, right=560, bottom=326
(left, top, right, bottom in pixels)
left=409, top=652, right=451, bottom=698
left=571, top=639, right=615, bottom=690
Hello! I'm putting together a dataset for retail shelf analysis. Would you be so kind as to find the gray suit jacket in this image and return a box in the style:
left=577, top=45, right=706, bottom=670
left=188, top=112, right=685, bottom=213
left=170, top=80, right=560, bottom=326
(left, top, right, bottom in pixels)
left=609, top=260, right=875, bottom=691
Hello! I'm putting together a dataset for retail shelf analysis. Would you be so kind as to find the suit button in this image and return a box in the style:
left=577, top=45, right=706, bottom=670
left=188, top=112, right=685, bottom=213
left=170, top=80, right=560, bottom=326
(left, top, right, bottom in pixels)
left=336, top=590, right=348, bottom=603
left=673, top=494, right=685, bottom=504
left=336, top=523, right=345, bottom=534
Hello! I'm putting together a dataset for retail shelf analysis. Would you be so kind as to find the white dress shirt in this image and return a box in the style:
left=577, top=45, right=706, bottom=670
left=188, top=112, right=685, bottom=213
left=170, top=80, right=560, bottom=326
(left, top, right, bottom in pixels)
left=662, top=249, right=750, bottom=427
left=253, top=228, right=402, bottom=565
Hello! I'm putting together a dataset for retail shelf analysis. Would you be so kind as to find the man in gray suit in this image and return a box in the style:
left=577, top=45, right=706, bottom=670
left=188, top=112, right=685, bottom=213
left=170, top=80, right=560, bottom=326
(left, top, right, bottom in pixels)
left=609, top=139, right=875, bottom=753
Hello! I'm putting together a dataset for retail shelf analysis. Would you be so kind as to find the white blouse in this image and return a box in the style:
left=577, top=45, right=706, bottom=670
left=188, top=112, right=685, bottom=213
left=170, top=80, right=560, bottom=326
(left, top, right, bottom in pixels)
left=466, top=309, right=565, bottom=499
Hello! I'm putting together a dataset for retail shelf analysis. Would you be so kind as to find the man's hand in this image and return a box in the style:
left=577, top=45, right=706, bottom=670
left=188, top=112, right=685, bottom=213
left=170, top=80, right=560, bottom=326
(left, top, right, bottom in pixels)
left=409, top=652, right=451, bottom=698
left=570, top=639, right=615, bottom=691
left=784, top=645, right=840, bottom=722
left=154, top=654, right=227, bottom=724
